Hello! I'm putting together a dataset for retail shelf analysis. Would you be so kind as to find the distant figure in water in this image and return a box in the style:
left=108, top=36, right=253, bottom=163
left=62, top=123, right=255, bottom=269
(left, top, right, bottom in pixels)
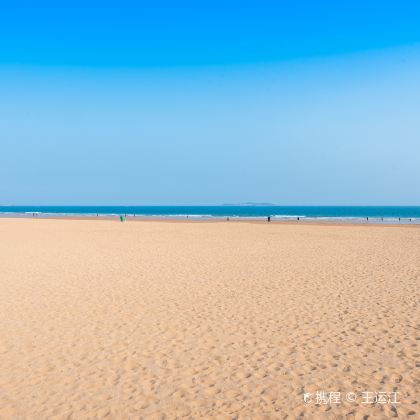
left=399, top=217, right=401, bottom=222
left=267, top=216, right=271, bottom=222
left=381, top=217, right=383, bottom=222
left=227, top=217, right=230, bottom=221
left=366, top=217, right=369, bottom=222
left=297, top=217, right=300, bottom=221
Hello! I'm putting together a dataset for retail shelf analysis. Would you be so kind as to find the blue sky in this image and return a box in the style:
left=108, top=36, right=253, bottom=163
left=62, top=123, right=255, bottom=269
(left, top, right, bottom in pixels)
left=1, top=1, right=420, bottom=205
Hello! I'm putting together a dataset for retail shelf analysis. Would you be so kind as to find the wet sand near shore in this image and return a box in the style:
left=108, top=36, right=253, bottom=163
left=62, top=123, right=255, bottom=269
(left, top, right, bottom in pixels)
left=1, top=213, right=419, bottom=227
left=0, top=218, right=418, bottom=418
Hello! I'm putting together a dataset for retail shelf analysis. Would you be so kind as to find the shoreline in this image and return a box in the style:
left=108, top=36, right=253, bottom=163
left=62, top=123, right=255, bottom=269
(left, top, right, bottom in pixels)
left=1, top=213, right=419, bottom=227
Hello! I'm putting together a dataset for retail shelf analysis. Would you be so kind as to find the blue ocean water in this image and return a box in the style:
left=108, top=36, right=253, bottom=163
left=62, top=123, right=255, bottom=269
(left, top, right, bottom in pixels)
left=0, top=206, right=419, bottom=222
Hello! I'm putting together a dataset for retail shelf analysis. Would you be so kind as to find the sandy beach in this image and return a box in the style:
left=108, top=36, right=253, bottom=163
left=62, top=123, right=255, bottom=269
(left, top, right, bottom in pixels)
left=0, top=218, right=418, bottom=419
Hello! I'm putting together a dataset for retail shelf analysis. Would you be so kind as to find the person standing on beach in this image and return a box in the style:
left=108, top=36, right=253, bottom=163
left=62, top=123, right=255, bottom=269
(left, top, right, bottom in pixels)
left=267, top=216, right=271, bottom=222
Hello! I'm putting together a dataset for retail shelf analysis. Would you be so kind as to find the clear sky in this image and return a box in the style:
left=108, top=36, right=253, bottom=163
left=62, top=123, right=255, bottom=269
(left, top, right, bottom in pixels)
left=1, top=0, right=420, bottom=205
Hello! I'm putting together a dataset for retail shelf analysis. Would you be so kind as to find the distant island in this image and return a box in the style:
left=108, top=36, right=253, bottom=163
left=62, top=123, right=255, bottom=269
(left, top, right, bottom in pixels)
left=222, top=202, right=276, bottom=206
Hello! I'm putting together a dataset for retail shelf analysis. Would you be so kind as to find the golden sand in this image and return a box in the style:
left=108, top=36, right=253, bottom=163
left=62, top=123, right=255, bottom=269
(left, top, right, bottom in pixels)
left=0, top=218, right=418, bottom=419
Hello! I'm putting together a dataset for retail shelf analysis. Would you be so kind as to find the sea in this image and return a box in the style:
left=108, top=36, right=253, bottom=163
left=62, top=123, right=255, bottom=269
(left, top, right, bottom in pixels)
left=0, top=206, right=419, bottom=223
